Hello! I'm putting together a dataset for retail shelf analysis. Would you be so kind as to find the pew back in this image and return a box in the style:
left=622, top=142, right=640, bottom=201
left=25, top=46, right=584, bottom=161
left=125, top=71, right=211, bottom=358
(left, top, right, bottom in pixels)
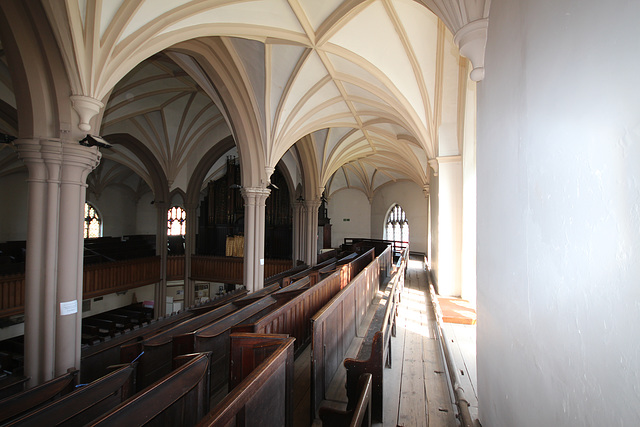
left=197, top=334, right=295, bottom=427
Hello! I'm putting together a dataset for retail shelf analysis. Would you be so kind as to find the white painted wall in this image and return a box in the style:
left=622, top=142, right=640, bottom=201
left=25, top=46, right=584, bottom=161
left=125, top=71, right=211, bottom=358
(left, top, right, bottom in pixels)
left=429, top=170, right=439, bottom=281
left=371, top=181, right=429, bottom=254
left=477, top=1, right=640, bottom=426
left=327, top=189, right=371, bottom=248
left=0, top=171, right=28, bottom=242
left=88, top=186, right=138, bottom=237
left=135, top=192, right=158, bottom=235
left=81, top=284, right=155, bottom=318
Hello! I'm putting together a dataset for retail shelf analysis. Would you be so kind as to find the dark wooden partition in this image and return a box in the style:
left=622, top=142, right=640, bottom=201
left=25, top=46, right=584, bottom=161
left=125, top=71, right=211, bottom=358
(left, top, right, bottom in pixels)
left=89, top=353, right=211, bottom=427
left=0, top=368, right=78, bottom=424
left=233, top=267, right=345, bottom=354
left=181, top=297, right=279, bottom=397
left=6, top=363, right=136, bottom=426
left=310, top=246, right=391, bottom=418
left=197, top=334, right=295, bottom=427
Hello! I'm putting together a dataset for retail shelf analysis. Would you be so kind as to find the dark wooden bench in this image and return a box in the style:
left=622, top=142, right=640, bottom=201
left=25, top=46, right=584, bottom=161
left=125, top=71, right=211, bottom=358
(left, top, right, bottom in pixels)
left=88, top=352, right=211, bottom=427
left=343, top=250, right=406, bottom=421
left=233, top=267, right=345, bottom=355
left=319, top=373, right=372, bottom=427
left=120, top=295, right=261, bottom=390
left=264, top=263, right=308, bottom=286
left=0, top=368, right=78, bottom=424
left=5, top=363, right=136, bottom=426
left=80, top=309, right=194, bottom=383
left=310, top=246, right=391, bottom=419
left=196, top=333, right=295, bottom=427
left=173, top=296, right=279, bottom=400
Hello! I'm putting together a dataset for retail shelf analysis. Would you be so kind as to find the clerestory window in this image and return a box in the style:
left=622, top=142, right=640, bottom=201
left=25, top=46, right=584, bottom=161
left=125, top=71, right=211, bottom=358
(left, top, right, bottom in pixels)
left=84, top=202, right=102, bottom=238
left=385, top=204, right=409, bottom=250
left=168, top=206, right=186, bottom=236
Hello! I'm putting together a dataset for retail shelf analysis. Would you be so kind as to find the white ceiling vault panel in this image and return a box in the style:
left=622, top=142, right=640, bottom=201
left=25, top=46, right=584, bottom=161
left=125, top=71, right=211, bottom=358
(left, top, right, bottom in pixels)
left=328, top=1, right=427, bottom=128
left=35, top=0, right=477, bottom=199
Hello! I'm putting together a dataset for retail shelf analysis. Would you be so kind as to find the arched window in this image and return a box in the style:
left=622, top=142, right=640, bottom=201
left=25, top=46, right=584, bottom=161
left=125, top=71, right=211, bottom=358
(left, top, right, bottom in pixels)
left=84, top=202, right=102, bottom=238
left=168, top=206, right=186, bottom=236
left=385, top=204, right=409, bottom=252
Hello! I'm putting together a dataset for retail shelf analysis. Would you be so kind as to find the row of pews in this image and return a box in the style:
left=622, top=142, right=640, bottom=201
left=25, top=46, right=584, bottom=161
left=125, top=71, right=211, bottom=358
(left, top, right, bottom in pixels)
left=0, top=244, right=399, bottom=426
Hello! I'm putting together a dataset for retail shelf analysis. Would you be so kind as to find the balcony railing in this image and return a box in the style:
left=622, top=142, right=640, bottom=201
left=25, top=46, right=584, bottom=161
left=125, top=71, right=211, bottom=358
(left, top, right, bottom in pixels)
left=0, top=255, right=294, bottom=318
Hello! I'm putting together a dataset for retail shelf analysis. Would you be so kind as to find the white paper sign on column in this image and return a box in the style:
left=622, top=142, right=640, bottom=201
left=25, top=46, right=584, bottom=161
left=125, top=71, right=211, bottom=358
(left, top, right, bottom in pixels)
left=60, top=300, right=78, bottom=316
left=260, top=258, right=265, bottom=265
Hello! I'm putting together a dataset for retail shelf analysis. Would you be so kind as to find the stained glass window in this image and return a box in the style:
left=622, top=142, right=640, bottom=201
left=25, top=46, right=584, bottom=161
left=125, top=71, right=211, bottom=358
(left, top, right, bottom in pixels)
left=84, top=202, right=102, bottom=238
left=168, top=206, right=186, bottom=236
left=385, top=204, right=409, bottom=250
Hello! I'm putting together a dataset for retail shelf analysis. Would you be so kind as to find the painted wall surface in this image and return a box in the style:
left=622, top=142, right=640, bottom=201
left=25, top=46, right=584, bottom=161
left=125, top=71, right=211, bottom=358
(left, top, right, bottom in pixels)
left=82, top=284, right=155, bottom=318
left=370, top=181, right=428, bottom=254
left=88, top=186, right=139, bottom=237
left=135, top=192, right=158, bottom=235
left=477, top=1, right=640, bottom=426
left=429, top=170, right=439, bottom=284
left=0, top=171, right=28, bottom=242
left=436, top=160, right=463, bottom=296
left=327, top=189, right=371, bottom=248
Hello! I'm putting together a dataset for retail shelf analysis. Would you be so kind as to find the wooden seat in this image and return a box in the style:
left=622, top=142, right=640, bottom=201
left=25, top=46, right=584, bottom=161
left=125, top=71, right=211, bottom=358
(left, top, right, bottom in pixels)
left=319, top=373, right=372, bottom=427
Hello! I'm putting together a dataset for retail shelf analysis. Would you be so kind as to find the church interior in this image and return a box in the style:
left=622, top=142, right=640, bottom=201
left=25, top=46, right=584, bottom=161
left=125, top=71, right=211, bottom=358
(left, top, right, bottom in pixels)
left=0, top=1, right=638, bottom=426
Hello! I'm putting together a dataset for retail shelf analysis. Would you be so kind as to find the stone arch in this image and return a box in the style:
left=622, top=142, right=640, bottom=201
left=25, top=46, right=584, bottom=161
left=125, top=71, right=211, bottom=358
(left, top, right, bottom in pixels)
left=103, top=133, right=170, bottom=205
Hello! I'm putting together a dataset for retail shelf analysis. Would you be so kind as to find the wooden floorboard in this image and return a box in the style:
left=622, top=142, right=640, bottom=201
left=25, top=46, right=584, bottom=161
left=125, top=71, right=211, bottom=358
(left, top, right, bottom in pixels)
left=299, top=259, right=460, bottom=427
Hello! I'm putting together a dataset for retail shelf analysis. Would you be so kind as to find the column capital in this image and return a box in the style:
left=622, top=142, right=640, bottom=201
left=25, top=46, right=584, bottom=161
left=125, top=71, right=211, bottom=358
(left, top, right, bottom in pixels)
left=241, top=186, right=271, bottom=205
left=15, top=139, right=101, bottom=184
left=304, top=198, right=322, bottom=210
left=70, top=95, right=104, bottom=132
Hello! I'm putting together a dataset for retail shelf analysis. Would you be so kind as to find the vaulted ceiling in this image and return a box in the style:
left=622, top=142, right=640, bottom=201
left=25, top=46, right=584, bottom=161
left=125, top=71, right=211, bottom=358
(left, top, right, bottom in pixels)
left=1, top=0, right=481, bottom=201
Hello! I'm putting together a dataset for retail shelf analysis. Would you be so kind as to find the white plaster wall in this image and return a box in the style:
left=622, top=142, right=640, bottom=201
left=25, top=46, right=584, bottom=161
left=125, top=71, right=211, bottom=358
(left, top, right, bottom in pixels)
left=135, top=192, right=158, bottom=235
left=88, top=186, right=138, bottom=237
left=327, top=189, right=371, bottom=248
left=0, top=171, right=28, bottom=242
left=477, top=1, right=640, bottom=426
left=429, top=171, right=439, bottom=282
left=371, top=181, right=429, bottom=254
left=81, top=284, right=155, bottom=318
left=461, top=83, right=477, bottom=304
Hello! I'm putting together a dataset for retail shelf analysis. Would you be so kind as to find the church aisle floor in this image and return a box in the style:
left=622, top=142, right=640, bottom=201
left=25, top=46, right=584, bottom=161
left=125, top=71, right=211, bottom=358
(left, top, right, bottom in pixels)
left=302, top=257, right=459, bottom=426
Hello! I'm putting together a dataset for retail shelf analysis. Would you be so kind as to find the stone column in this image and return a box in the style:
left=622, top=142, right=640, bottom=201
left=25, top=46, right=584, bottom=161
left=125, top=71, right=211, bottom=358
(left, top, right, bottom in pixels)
left=242, top=187, right=270, bottom=292
left=55, top=143, right=101, bottom=376
left=292, top=201, right=304, bottom=265
left=436, top=156, right=463, bottom=297
left=155, top=202, right=169, bottom=317
left=16, top=139, right=100, bottom=383
left=183, top=203, right=198, bottom=306
left=304, top=199, right=321, bottom=266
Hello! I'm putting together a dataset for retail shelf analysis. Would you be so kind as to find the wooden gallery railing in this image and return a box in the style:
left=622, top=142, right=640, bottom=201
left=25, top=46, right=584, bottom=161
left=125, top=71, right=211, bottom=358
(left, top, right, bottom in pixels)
left=0, top=256, right=294, bottom=318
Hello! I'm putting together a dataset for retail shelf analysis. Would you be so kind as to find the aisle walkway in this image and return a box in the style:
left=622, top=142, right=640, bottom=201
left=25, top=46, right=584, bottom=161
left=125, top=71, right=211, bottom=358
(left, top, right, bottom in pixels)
left=383, top=258, right=458, bottom=427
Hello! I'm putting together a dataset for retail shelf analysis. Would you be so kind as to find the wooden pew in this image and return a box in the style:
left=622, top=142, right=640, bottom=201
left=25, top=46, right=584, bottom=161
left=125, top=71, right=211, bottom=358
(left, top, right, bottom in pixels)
left=264, top=263, right=308, bottom=287
left=5, top=363, right=136, bottom=426
left=0, top=369, right=78, bottom=423
left=121, top=296, right=259, bottom=390
left=80, top=309, right=194, bottom=383
left=280, top=257, right=336, bottom=288
left=232, top=282, right=281, bottom=307
left=197, top=333, right=295, bottom=427
left=310, top=246, right=391, bottom=419
left=173, top=297, right=279, bottom=400
left=319, top=373, right=372, bottom=427
left=233, top=267, right=345, bottom=355
left=89, top=353, right=211, bottom=427
left=343, top=249, right=406, bottom=421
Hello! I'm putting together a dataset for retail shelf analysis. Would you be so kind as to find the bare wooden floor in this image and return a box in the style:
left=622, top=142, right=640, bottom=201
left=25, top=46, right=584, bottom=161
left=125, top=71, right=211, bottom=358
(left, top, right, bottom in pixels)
left=297, top=258, right=459, bottom=427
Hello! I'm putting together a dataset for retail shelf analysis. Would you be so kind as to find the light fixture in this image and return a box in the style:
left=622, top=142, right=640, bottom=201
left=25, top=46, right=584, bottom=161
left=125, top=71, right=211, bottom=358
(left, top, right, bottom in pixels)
left=0, top=133, right=16, bottom=144
left=79, top=134, right=112, bottom=149
left=268, top=182, right=279, bottom=190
